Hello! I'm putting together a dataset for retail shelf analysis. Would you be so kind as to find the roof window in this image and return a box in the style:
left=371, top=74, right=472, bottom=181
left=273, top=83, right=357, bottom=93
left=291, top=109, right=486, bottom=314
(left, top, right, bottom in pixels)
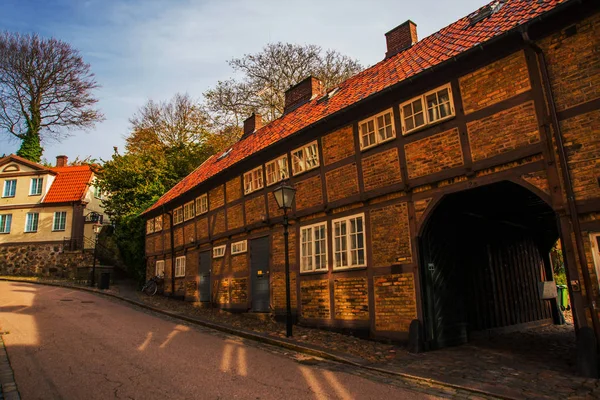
left=468, top=1, right=504, bottom=26
left=217, top=148, right=232, bottom=160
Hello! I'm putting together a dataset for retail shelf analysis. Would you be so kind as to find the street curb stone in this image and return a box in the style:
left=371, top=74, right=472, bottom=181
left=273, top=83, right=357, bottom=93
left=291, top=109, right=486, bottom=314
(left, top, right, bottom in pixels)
left=0, top=277, right=516, bottom=400
left=0, top=335, right=20, bottom=400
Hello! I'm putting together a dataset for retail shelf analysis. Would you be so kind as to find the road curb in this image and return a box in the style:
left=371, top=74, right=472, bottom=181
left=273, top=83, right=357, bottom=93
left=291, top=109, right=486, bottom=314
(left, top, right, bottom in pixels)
left=0, top=278, right=516, bottom=399
left=0, top=335, right=21, bottom=400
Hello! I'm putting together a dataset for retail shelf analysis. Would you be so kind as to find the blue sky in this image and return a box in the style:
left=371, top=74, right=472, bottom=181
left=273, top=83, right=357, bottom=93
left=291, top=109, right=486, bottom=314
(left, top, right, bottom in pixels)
left=0, top=0, right=485, bottom=164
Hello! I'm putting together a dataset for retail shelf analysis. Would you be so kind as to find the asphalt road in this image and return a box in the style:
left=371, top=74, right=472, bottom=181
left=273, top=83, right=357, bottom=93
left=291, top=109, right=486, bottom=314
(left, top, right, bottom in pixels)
left=0, top=281, right=439, bottom=400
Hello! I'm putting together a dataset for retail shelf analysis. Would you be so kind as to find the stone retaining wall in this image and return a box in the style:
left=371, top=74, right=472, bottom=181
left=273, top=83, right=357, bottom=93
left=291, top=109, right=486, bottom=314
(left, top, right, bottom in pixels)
left=0, top=243, right=94, bottom=277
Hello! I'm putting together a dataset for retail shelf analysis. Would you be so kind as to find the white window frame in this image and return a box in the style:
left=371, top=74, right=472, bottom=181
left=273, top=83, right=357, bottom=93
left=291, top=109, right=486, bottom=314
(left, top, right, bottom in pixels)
left=213, top=245, right=226, bottom=258
left=183, top=201, right=195, bottom=221
left=3, top=179, right=16, bottom=198
left=400, top=83, right=455, bottom=135
left=25, top=212, right=39, bottom=233
left=155, top=260, right=165, bottom=277
left=299, top=222, right=328, bottom=273
left=154, top=215, right=163, bottom=232
left=291, top=141, right=320, bottom=176
left=244, top=166, right=264, bottom=195
left=231, top=240, right=247, bottom=255
left=590, top=233, right=600, bottom=288
left=52, top=211, right=67, bottom=231
left=93, top=185, right=103, bottom=199
left=265, top=155, right=290, bottom=186
left=175, top=256, right=186, bottom=277
left=146, top=219, right=154, bottom=234
left=332, top=213, right=367, bottom=270
left=30, top=177, right=43, bottom=195
left=358, top=108, right=396, bottom=150
left=173, top=207, right=184, bottom=225
left=196, top=194, right=208, bottom=215
left=0, top=214, right=12, bottom=234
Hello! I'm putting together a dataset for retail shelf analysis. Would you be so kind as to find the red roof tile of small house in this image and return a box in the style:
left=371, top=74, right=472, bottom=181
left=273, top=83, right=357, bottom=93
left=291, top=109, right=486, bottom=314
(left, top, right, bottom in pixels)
left=43, top=165, right=94, bottom=203
left=143, top=0, right=567, bottom=215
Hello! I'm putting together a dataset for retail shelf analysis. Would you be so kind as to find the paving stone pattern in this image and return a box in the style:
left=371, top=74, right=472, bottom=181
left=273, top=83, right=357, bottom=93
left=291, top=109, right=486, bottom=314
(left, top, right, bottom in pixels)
left=0, top=335, right=20, bottom=400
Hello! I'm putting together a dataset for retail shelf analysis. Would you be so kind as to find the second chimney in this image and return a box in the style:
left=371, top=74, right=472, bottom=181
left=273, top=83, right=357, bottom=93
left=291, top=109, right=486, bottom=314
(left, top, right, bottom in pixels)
left=284, top=76, right=325, bottom=114
left=56, top=155, right=68, bottom=167
left=243, top=113, right=263, bottom=138
left=385, top=20, right=418, bottom=58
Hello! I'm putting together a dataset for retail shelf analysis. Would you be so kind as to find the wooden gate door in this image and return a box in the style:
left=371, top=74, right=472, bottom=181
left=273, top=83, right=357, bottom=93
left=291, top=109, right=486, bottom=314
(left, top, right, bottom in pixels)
left=250, top=236, right=270, bottom=312
left=198, top=250, right=211, bottom=302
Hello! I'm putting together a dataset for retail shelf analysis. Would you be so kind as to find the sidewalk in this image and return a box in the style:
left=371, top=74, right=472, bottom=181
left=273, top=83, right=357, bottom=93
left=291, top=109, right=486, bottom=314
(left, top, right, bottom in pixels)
left=2, top=277, right=598, bottom=399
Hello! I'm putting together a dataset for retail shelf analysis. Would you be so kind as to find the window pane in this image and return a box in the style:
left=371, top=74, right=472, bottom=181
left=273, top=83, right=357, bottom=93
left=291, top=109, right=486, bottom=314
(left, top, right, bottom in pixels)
left=292, top=150, right=304, bottom=173
left=404, top=116, right=414, bottom=131
left=413, top=99, right=423, bottom=113
left=402, top=104, right=413, bottom=117
left=414, top=112, right=425, bottom=127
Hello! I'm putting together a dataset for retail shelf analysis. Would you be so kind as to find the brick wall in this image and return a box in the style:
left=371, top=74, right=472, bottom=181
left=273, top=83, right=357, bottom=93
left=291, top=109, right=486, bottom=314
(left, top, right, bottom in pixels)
left=325, top=163, right=360, bottom=202
left=272, top=229, right=297, bottom=309
left=370, top=202, right=412, bottom=266
left=215, top=278, right=230, bottom=304
left=230, top=278, right=248, bottom=304
left=538, top=13, right=600, bottom=112
left=267, top=191, right=284, bottom=218
left=334, top=277, right=369, bottom=320
left=212, top=209, right=226, bottom=236
left=374, top=273, right=417, bottom=331
left=405, top=128, right=463, bottom=179
left=145, top=236, right=154, bottom=255
left=362, top=148, right=402, bottom=192
left=295, top=176, right=323, bottom=210
left=300, top=280, right=330, bottom=319
left=212, top=249, right=228, bottom=275
left=164, top=232, right=171, bottom=250
left=521, top=170, right=550, bottom=197
left=231, top=253, right=248, bottom=274
left=209, top=185, right=225, bottom=211
left=185, top=250, right=198, bottom=300
left=173, top=227, right=183, bottom=248
left=559, top=109, right=600, bottom=201
left=227, top=203, right=244, bottom=230
left=196, top=217, right=209, bottom=240
left=322, top=125, right=355, bottom=165
left=467, top=101, right=539, bottom=162
left=414, top=198, right=432, bottom=223
left=226, top=177, right=242, bottom=203
left=245, top=195, right=266, bottom=224
left=154, top=235, right=163, bottom=253
left=459, top=50, right=531, bottom=114
left=184, top=222, right=195, bottom=245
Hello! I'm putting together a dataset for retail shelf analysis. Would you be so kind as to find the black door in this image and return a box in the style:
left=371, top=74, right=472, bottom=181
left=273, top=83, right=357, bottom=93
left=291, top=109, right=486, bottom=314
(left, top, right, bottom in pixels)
left=198, top=251, right=211, bottom=302
left=250, top=236, right=270, bottom=312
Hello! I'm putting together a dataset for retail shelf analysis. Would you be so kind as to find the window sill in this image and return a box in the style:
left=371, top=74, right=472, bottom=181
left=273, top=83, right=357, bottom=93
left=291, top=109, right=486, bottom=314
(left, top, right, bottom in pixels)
left=28, top=194, right=41, bottom=197
left=402, top=114, right=456, bottom=136
left=52, top=229, right=66, bottom=232
left=0, top=232, right=10, bottom=234
left=291, top=165, right=319, bottom=177
left=332, top=265, right=367, bottom=272
left=299, top=269, right=328, bottom=275
left=244, top=187, right=264, bottom=196
left=2, top=195, right=15, bottom=198
left=360, top=136, right=396, bottom=152
left=24, top=231, right=38, bottom=233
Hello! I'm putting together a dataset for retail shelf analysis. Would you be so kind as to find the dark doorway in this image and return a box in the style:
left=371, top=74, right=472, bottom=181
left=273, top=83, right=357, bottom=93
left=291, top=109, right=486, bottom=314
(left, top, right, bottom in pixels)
left=250, top=236, right=270, bottom=312
left=420, top=181, right=559, bottom=349
left=198, top=251, right=211, bottom=302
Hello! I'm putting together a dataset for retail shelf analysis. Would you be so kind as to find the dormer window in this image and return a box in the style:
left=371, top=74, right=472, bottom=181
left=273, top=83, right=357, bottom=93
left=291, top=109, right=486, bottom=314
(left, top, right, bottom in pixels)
left=400, top=83, right=455, bottom=135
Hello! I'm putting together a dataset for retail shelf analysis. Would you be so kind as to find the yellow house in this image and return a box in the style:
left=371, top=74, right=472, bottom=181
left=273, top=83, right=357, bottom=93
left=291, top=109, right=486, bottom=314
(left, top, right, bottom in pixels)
left=0, top=154, right=108, bottom=276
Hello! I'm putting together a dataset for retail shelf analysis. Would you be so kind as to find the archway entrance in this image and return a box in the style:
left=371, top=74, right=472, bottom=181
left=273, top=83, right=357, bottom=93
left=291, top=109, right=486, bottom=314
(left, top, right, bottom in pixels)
left=419, top=181, right=561, bottom=349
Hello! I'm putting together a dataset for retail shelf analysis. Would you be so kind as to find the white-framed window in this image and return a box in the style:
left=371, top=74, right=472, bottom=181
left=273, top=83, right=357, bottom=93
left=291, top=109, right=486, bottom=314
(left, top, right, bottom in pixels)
left=590, top=233, right=600, bottom=287
left=0, top=214, right=12, bottom=234
left=183, top=201, right=195, bottom=221
left=173, top=207, right=183, bottom=225
left=25, top=212, right=39, bottom=233
left=332, top=214, right=366, bottom=269
left=3, top=180, right=16, bottom=197
left=154, top=215, right=163, bottom=232
left=52, top=211, right=67, bottom=231
left=244, top=166, right=264, bottom=195
left=196, top=194, right=208, bottom=215
left=359, top=108, right=395, bottom=150
left=291, top=141, right=320, bottom=176
left=300, top=222, right=328, bottom=273
left=30, top=177, right=43, bottom=195
left=400, top=83, right=454, bottom=135
left=155, top=260, right=165, bottom=277
left=231, top=240, right=247, bottom=255
left=93, top=185, right=103, bottom=199
left=213, top=245, right=226, bottom=258
left=175, top=256, right=186, bottom=277
left=265, top=155, right=289, bottom=186
left=146, top=219, right=154, bottom=234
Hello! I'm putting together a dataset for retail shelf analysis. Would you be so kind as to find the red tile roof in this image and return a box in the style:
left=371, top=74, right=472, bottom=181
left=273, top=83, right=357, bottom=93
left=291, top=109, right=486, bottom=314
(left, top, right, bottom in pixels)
left=43, top=165, right=94, bottom=203
left=144, top=0, right=567, bottom=215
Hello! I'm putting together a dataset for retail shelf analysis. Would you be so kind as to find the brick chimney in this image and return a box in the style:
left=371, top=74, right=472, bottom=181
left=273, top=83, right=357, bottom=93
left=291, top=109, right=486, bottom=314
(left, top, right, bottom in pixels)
left=55, top=155, right=68, bottom=167
left=284, top=76, right=325, bottom=114
left=385, top=20, right=418, bottom=58
left=242, top=113, right=263, bottom=138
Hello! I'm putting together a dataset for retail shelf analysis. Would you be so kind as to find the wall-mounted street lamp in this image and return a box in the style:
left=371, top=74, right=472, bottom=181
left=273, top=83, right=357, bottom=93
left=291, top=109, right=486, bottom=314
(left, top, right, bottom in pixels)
left=272, top=183, right=296, bottom=337
left=86, top=211, right=103, bottom=287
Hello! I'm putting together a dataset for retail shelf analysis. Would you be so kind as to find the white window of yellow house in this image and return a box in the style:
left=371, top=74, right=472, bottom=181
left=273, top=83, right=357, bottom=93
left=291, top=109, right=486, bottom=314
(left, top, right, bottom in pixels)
left=332, top=213, right=366, bottom=269
left=231, top=240, right=247, bottom=255
left=2, top=179, right=16, bottom=198
left=359, top=108, right=395, bottom=150
left=175, top=256, right=186, bottom=277
left=183, top=201, right=195, bottom=221
left=244, top=166, right=264, bottom=195
left=30, top=177, right=43, bottom=195
left=146, top=219, right=154, bottom=234
left=196, top=194, right=208, bottom=215
left=265, top=155, right=289, bottom=186
left=155, top=260, right=165, bottom=277
left=291, top=141, right=319, bottom=176
left=400, top=83, right=454, bottom=135
left=213, top=245, right=226, bottom=258
left=173, top=207, right=184, bottom=225
left=25, top=212, right=39, bottom=233
left=52, top=211, right=67, bottom=231
left=154, top=215, right=163, bottom=232
left=0, top=214, right=12, bottom=234
left=93, top=185, right=103, bottom=199
left=300, top=222, right=327, bottom=273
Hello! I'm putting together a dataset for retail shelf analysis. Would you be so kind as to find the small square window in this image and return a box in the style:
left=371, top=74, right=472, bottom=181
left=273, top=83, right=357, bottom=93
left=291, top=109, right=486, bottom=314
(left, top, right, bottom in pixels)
left=266, top=156, right=289, bottom=186
left=183, top=201, right=195, bottom=221
left=213, top=245, right=226, bottom=258
left=30, top=178, right=43, bottom=195
left=3, top=180, right=16, bottom=198
left=400, top=83, right=455, bottom=135
left=291, top=141, right=320, bottom=176
left=359, top=109, right=395, bottom=150
left=154, top=215, right=163, bottom=232
left=196, top=194, right=208, bottom=215
left=146, top=219, right=155, bottom=234
left=25, top=212, right=39, bottom=233
left=231, top=240, right=247, bottom=255
left=0, top=214, right=12, bottom=234
left=155, top=260, right=165, bottom=277
left=244, top=166, right=264, bottom=195
left=53, top=211, right=67, bottom=231
left=173, top=207, right=184, bottom=225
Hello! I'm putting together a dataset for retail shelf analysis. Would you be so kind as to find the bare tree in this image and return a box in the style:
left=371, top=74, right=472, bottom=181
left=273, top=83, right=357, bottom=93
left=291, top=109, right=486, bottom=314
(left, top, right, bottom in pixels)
left=204, top=42, right=363, bottom=127
left=0, top=32, right=103, bottom=161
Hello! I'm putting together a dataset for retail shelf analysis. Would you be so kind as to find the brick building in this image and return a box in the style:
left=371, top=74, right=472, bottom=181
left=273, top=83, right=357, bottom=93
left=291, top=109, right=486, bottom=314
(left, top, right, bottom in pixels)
left=143, top=0, right=600, bottom=358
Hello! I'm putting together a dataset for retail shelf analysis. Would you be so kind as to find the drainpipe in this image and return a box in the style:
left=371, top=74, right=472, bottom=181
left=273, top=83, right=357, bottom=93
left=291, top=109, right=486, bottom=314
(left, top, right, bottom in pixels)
left=522, top=31, right=600, bottom=340
left=162, top=205, right=175, bottom=296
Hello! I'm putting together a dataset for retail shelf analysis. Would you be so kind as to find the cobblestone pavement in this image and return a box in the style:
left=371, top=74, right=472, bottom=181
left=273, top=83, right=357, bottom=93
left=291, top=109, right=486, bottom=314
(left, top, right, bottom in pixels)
left=3, top=277, right=598, bottom=400
left=0, top=335, right=20, bottom=400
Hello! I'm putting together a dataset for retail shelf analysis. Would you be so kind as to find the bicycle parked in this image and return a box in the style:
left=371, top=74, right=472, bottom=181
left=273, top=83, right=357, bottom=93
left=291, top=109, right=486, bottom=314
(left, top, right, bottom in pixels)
left=142, top=275, right=164, bottom=296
